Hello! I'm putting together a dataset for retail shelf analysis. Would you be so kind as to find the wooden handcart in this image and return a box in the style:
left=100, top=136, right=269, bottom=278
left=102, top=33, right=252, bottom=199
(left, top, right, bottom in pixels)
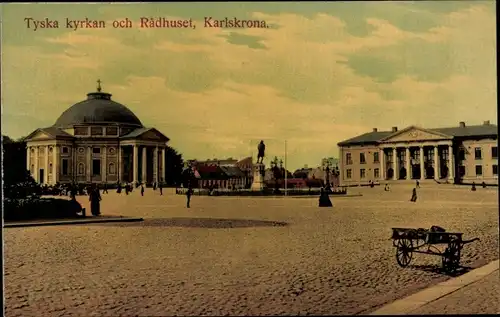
left=391, top=227, right=480, bottom=272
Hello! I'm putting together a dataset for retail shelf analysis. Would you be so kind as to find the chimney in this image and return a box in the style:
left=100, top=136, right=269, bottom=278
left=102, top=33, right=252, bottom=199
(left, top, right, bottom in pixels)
left=459, top=122, right=466, bottom=128
left=391, top=126, right=398, bottom=132
left=372, top=128, right=378, bottom=132
left=483, top=120, right=490, bottom=125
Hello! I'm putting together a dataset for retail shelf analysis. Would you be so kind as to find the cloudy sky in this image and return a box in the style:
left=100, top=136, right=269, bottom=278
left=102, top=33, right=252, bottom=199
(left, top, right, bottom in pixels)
left=1, top=2, right=497, bottom=170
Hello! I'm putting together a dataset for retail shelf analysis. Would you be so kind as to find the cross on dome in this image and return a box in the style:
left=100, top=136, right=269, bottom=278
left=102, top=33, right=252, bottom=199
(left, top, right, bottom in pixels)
left=97, top=79, right=102, bottom=92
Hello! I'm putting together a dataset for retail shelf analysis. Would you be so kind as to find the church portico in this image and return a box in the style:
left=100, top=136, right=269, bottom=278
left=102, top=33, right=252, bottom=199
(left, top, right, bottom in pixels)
left=24, top=80, right=170, bottom=186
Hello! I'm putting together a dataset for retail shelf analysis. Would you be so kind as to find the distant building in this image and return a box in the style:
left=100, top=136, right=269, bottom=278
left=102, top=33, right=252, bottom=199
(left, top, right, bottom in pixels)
left=190, top=157, right=253, bottom=189
left=337, top=121, right=498, bottom=185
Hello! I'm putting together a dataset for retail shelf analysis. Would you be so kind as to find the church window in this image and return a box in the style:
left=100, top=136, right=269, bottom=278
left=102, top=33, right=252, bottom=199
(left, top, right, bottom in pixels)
left=106, top=127, right=118, bottom=135
left=93, top=147, right=101, bottom=154
left=75, top=127, right=89, bottom=135
left=91, top=127, right=103, bottom=136
left=92, top=159, right=101, bottom=176
left=49, top=163, right=53, bottom=174
left=108, top=163, right=116, bottom=175
left=31, top=164, right=34, bottom=173
left=62, top=159, right=69, bottom=175
left=62, top=147, right=69, bottom=154
left=49, top=147, right=53, bottom=153
left=31, top=148, right=35, bottom=153
left=78, top=163, right=85, bottom=175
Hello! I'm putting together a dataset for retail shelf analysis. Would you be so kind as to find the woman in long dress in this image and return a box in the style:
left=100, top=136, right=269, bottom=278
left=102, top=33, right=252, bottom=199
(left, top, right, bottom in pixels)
left=89, top=186, right=102, bottom=216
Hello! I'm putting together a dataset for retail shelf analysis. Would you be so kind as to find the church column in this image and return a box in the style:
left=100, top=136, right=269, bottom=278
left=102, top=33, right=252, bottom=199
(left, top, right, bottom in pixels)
left=86, top=146, right=92, bottom=182
left=379, top=148, right=385, bottom=180
left=102, top=146, right=107, bottom=183
left=405, top=147, right=411, bottom=180
left=162, top=147, right=166, bottom=183
left=448, top=144, right=455, bottom=182
left=434, top=145, right=440, bottom=180
left=141, top=146, right=147, bottom=184
left=44, top=145, right=49, bottom=184
left=154, top=146, right=159, bottom=183
left=133, top=145, right=139, bottom=184
left=419, top=146, right=425, bottom=180
left=53, top=145, right=59, bottom=184
left=26, top=146, right=31, bottom=176
left=393, top=147, right=400, bottom=180
left=392, top=147, right=397, bottom=180
left=118, top=146, right=124, bottom=183
left=34, top=146, right=39, bottom=182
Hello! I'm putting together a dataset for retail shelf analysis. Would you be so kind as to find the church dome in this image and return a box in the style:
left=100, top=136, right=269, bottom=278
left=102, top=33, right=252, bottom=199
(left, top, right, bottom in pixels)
left=54, top=80, right=143, bottom=128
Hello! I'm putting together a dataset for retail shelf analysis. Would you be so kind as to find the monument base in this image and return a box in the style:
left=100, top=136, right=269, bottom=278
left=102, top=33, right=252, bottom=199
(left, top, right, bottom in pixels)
left=251, top=163, right=266, bottom=191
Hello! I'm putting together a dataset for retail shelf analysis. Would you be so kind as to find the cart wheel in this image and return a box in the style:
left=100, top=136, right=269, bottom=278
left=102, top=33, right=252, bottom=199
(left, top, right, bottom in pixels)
left=442, top=240, right=461, bottom=272
left=396, top=238, right=413, bottom=267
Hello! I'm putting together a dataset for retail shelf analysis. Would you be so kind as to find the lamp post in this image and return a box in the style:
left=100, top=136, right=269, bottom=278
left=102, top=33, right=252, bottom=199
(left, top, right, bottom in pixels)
left=324, top=161, right=332, bottom=192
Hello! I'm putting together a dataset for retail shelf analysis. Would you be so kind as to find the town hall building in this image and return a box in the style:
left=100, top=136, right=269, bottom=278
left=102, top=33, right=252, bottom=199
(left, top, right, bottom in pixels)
left=24, top=80, right=170, bottom=185
left=337, top=121, right=498, bottom=186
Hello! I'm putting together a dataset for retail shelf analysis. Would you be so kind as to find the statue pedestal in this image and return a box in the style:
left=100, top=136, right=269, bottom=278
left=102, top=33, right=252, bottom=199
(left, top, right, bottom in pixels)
left=251, top=163, right=265, bottom=191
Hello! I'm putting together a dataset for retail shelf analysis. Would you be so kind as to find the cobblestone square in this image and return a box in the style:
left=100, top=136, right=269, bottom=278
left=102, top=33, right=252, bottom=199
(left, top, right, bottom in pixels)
left=4, top=185, right=499, bottom=316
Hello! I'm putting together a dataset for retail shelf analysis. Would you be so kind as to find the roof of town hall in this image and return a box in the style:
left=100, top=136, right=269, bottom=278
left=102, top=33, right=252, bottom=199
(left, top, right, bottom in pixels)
left=338, top=123, right=498, bottom=146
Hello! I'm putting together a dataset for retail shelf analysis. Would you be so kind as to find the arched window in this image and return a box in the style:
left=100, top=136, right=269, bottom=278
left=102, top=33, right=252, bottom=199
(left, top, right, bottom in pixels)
left=49, top=163, right=53, bottom=174
left=108, top=163, right=116, bottom=175
left=31, top=164, right=34, bottom=174
left=78, top=163, right=85, bottom=175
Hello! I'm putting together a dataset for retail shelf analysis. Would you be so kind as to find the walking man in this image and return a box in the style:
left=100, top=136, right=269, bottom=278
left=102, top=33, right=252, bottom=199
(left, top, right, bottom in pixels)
left=159, top=181, right=163, bottom=196
left=186, top=187, right=193, bottom=208
left=141, top=184, right=145, bottom=196
left=103, top=183, right=108, bottom=194
left=410, top=187, right=418, bottom=202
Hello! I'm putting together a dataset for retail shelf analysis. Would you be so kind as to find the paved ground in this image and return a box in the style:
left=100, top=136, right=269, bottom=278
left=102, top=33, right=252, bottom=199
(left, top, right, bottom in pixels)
left=4, top=185, right=499, bottom=316
left=409, top=270, right=500, bottom=315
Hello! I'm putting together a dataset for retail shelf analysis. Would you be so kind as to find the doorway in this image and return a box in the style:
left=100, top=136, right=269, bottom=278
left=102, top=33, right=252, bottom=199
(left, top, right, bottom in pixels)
left=39, top=169, right=45, bottom=184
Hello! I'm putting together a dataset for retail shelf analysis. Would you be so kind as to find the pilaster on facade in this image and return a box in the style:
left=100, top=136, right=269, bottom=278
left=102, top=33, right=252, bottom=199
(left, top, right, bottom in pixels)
left=419, top=146, right=425, bottom=180
left=405, top=147, right=411, bottom=180
left=161, top=147, right=166, bottom=183
left=44, top=145, right=49, bottom=184
left=133, top=145, right=139, bottom=184
left=141, top=146, right=147, bottom=183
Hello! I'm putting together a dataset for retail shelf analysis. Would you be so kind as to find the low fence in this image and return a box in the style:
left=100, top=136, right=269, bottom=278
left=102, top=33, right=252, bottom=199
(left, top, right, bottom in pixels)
left=175, top=187, right=348, bottom=197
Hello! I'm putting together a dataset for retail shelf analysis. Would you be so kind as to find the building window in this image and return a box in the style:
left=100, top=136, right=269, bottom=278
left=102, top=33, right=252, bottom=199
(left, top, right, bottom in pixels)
left=78, top=163, right=85, bottom=175
left=49, top=147, right=53, bottom=153
left=31, top=164, right=34, bottom=174
left=92, top=159, right=101, bottom=176
left=62, top=159, right=69, bottom=175
left=493, top=165, right=498, bottom=176
left=346, top=153, right=352, bottom=165
left=106, top=127, right=118, bottom=136
left=475, top=165, right=482, bottom=176
left=475, top=147, right=482, bottom=160
left=31, top=148, right=35, bottom=153
left=75, top=127, right=89, bottom=136
left=492, top=147, right=498, bottom=159
left=108, top=163, right=116, bottom=175
left=62, top=147, right=69, bottom=154
left=92, top=147, right=101, bottom=154
left=360, top=168, right=366, bottom=179
left=373, top=152, right=379, bottom=163
left=49, top=163, right=53, bottom=174
left=360, top=153, right=366, bottom=164
left=346, top=169, right=352, bottom=179
left=91, top=127, right=103, bottom=136
left=374, top=168, right=380, bottom=179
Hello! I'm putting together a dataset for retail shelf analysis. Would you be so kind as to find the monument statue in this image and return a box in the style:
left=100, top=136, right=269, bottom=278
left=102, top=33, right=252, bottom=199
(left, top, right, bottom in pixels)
left=257, top=140, right=266, bottom=164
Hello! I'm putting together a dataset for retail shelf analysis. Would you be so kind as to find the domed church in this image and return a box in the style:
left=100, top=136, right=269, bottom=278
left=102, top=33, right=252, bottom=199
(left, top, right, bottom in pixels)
left=24, top=80, right=170, bottom=185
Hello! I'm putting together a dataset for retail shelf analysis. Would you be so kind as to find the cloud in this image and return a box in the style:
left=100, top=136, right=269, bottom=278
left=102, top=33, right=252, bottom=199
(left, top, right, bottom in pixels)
left=1, top=3, right=496, bottom=170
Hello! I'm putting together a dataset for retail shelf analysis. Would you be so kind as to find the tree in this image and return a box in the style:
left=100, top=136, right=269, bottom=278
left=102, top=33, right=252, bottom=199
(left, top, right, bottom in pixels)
left=164, top=145, right=184, bottom=186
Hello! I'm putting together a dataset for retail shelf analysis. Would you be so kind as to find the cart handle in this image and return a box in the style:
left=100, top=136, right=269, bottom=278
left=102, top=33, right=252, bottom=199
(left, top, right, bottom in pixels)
left=462, top=237, right=480, bottom=244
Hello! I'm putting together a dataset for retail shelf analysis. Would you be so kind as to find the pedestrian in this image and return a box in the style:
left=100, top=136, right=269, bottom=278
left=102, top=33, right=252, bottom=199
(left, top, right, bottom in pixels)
left=89, top=185, right=102, bottom=216
left=103, top=182, right=108, bottom=194
left=410, top=187, right=417, bottom=202
left=153, top=182, right=157, bottom=191
left=125, top=184, right=129, bottom=195
left=471, top=182, right=476, bottom=191
left=416, top=180, right=420, bottom=188
left=159, top=181, right=163, bottom=195
left=318, top=187, right=333, bottom=207
left=141, top=184, right=145, bottom=196
left=384, top=183, right=390, bottom=191
left=186, top=187, right=193, bottom=208
left=482, top=181, right=486, bottom=188
left=117, top=182, right=122, bottom=194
